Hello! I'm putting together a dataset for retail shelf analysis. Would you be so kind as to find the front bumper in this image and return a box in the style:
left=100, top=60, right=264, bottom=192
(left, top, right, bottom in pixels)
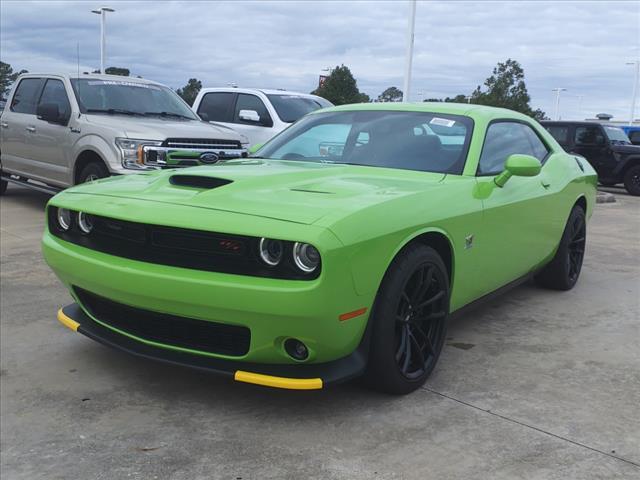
left=58, top=303, right=368, bottom=389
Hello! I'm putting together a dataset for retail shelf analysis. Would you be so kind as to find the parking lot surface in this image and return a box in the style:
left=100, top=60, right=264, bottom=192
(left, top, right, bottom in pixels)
left=1, top=185, right=639, bottom=480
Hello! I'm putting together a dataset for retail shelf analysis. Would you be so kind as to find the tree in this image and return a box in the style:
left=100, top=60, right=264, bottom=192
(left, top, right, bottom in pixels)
left=470, top=58, right=546, bottom=119
left=0, top=61, right=27, bottom=100
left=105, top=66, right=130, bottom=76
left=311, top=65, right=370, bottom=105
left=377, top=86, right=403, bottom=102
left=176, top=78, right=202, bottom=106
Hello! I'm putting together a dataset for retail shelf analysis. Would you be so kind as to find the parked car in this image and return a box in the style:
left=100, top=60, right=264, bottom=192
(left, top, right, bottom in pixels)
left=541, top=121, right=640, bottom=195
left=192, top=87, right=332, bottom=147
left=620, top=125, right=640, bottom=146
left=45, top=103, right=596, bottom=395
left=0, top=73, right=247, bottom=196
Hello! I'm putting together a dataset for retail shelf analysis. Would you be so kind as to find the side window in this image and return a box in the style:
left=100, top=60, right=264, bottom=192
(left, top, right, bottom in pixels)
left=545, top=125, right=570, bottom=146
left=478, top=121, right=547, bottom=175
left=196, top=92, right=234, bottom=122
left=629, top=131, right=640, bottom=144
left=575, top=126, right=605, bottom=145
left=234, top=94, right=273, bottom=127
left=10, top=78, right=43, bottom=114
left=38, top=79, right=71, bottom=119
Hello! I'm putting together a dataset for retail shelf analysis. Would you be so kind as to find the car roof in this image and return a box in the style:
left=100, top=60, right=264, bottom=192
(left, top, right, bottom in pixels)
left=16, top=72, right=163, bottom=86
left=199, top=87, right=321, bottom=97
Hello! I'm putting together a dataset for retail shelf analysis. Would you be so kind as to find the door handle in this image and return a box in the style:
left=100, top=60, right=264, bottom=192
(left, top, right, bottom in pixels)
left=0, top=122, right=8, bottom=128
left=26, top=126, right=36, bottom=133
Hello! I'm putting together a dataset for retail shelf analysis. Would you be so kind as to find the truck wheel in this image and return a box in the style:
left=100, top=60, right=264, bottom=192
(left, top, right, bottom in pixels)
left=77, top=162, right=108, bottom=184
left=535, top=205, right=586, bottom=291
left=364, top=244, right=449, bottom=395
left=623, top=165, right=640, bottom=196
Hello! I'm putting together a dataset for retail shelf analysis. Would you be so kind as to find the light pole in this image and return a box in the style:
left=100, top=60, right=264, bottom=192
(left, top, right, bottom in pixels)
left=91, top=7, right=115, bottom=74
left=552, top=88, right=567, bottom=120
left=402, top=0, right=417, bottom=102
left=626, top=61, right=639, bottom=125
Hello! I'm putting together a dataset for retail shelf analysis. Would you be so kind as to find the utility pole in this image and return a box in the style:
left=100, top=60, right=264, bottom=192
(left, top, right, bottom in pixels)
left=402, top=0, right=417, bottom=102
left=626, top=60, right=639, bottom=125
left=552, top=88, right=567, bottom=120
left=91, top=7, right=115, bottom=74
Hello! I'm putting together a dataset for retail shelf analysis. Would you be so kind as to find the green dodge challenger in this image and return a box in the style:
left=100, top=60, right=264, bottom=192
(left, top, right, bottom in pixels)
left=43, top=103, right=597, bottom=394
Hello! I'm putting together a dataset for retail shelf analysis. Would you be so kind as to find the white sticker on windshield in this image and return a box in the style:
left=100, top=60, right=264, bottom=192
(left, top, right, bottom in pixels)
left=430, top=117, right=456, bottom=128
left=86, top=80, right=161, bottom=90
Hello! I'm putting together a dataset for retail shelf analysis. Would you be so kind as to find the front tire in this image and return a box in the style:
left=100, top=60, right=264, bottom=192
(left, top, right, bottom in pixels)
left=623, top=164, right=640, bottom=196
left=77, top=161, right=109, bottom=184
left=535, top=205, right=586, bottom=290
left=364, top=244, right=449, bottom=395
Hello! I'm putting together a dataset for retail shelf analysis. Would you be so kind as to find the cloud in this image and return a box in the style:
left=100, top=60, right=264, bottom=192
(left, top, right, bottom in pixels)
left=1, top=0, right=638, bottom=120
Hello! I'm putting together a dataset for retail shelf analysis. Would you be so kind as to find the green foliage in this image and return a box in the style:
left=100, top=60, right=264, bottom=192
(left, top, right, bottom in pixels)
left=312, top=65, right=370, bottom=105
left=104, top=66, right=130, bottom=76
left=176, top=78, right=202, bottom=107
left=0, top=61, right=28, bottom=100
left=377, top=86, right=403, bottom=102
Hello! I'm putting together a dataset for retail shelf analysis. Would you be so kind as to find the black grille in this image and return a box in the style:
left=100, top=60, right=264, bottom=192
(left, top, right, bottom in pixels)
left=47, top=209, right=320, bottom=280
left=74, top=287, right=250, bottom=356
left=163, top=138, right=242, bottom=149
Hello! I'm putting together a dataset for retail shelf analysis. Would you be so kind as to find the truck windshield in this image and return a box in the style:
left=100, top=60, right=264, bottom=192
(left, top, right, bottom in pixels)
left=267, top=94, right=332, bottom=123
left=603, top=126, right=631, bottom=144
left=71, top=79, right=199, bottom=120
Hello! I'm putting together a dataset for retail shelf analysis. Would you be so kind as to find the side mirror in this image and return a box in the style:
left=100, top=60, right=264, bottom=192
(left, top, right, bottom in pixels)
left=494, top=154, right=541, bottom=187
left=248, top=143, right=264, bottom=155
left=239, top=109, right=260, bottom=123
left=37, top=103, right=67, bottom=125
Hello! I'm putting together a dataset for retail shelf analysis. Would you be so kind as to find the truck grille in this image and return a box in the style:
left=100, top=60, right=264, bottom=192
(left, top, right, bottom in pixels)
left=74, top=287, right=251, bottom=356
left=163, top=138, right=242, bottom=149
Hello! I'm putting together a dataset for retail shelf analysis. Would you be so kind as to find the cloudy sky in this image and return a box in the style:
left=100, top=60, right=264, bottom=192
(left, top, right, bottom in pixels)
left=1, top=0, right=639, bottom=120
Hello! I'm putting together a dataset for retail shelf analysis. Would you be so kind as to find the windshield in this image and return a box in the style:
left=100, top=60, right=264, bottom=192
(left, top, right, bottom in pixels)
left=267, top=94, right=332, bottom=123
left=256, top=110, right=473, bottom=174
left=603, top=126, right=630, bottom=144
left=70, top=79, right=199, bottom=120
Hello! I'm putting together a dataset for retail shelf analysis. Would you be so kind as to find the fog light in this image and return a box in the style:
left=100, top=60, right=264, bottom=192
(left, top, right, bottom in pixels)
left=57, top=208, right=71, bottom=231
left=78, top=212, right=94, bottom=234
left=284, top=338, right=309, bottom=361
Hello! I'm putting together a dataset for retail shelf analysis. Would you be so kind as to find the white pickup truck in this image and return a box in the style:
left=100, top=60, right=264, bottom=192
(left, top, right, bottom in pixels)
left=0, top=73, right=247, bottom=195
left=192, top=87, right=332, bottom=148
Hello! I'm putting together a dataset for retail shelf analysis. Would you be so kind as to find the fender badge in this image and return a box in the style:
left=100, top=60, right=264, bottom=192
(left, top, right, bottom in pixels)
left=465, top=235, right=474, bottom=249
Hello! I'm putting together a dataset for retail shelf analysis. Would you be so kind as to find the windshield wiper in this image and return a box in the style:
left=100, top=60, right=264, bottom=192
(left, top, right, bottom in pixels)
left=144, top=111, right=193, bottom=120
left=86, top=108, right=143, bottom=116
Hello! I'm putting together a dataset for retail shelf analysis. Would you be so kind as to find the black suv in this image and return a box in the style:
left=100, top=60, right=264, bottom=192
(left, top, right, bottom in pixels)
left=541, top=121, right=640, bottom=196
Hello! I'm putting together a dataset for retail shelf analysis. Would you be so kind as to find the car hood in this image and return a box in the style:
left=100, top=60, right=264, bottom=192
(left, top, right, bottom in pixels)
left=65, top=159, right=445, bottom=225
left=611, top=143, right=640, bottom=155
left=83, top=114, right=243, bottom=142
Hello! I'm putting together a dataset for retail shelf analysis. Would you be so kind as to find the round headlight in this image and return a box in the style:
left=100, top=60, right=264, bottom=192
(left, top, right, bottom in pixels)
left=259, top=238, right=283, bottom=266
left=57, top=208, right=72, bottom=231
left=78, top=212, right=94, bottom=234
left=293, top=242, right=320, bottom=273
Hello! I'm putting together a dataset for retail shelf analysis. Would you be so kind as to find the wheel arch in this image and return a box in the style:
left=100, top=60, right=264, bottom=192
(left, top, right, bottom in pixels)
left=74, top=150, right=108, bottom=184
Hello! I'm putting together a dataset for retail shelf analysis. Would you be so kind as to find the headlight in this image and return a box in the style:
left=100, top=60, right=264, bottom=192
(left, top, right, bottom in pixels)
left=293, top=242, right=320, bottom=273
left=78, top=212, right=94, bottom=234
left=57, top=208, right=72, bottom=231
left=115, top=138, right=163, bottom=169
left=259, top=238, right=283, bottom=266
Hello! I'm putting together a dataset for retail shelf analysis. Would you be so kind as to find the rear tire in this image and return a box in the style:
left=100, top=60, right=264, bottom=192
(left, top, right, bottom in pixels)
left=364, top=244, right=450, bottom=395
left=77, top=161, right=109, bottom=184
left=623, top=164, right=640, bottom=196
left=535, top=205, right=586, bottom=290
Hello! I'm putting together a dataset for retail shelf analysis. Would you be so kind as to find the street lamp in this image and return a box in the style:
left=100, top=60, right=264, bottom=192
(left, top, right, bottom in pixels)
left=91, top=7, right=115, bottom=74
left=402, top=0, right=417, bottom=102
left=626, top=61, right=639, bottom=125
left=552, top=88, right=567, bottom=120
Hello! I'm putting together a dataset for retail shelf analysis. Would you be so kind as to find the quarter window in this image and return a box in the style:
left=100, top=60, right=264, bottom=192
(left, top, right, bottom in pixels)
left=10, top=78, right=43, bottom=114
left=575, top=126, right=605, bottom=145
left=197, top=92, right=234, bottom=122
left=478, top=121, right=549, bottom=175
left=38, top=79, right=71, bottom=119
left=234, top=94, right=273, bottom=127
left=545, top=125, right=570, bottom=146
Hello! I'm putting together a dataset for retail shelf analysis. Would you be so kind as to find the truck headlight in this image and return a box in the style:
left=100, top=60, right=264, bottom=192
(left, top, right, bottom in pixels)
left=115, top=138, right=163, bottom=169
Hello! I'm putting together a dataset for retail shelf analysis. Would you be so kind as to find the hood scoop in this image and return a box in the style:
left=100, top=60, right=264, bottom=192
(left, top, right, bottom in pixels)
left=169, top=175, right=233, bottom=189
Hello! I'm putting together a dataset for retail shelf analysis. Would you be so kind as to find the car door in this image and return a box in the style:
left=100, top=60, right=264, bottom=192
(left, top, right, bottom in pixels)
left=571, top=125, right=611, bottom=177
left=475, top=120, right=557, bottom=294
left=29, top=78, right=73, bottom=184
left=230, top=93, right=276, bottom=146
left=0, top=77, right=45, bottom=175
